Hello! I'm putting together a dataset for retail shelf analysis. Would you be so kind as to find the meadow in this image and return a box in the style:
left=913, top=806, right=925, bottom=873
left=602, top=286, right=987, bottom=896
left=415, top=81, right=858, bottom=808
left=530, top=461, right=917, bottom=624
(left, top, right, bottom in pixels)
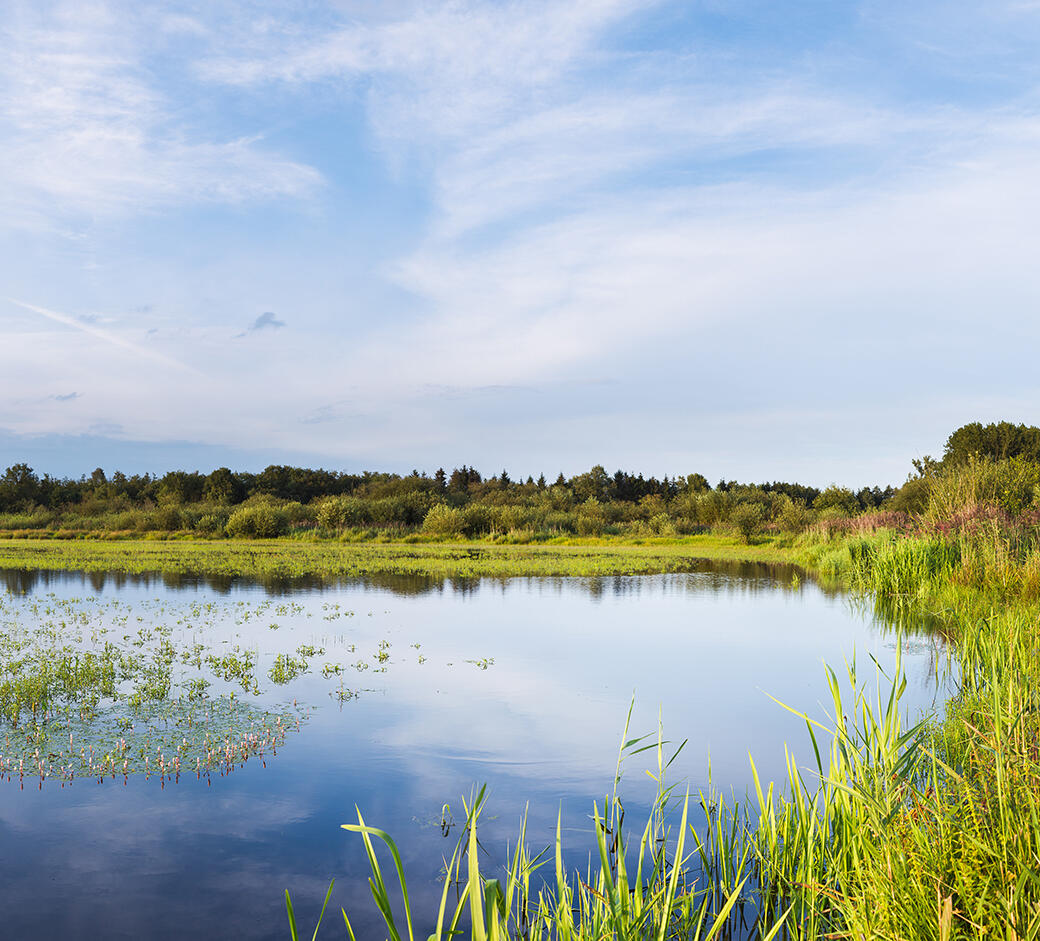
left=0, top=534, right=795, bottom=581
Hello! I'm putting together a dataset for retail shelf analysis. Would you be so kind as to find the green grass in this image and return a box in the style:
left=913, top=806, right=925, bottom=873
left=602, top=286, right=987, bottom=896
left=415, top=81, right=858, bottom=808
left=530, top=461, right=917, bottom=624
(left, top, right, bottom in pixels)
left=0, top=534, right=796, bottom=580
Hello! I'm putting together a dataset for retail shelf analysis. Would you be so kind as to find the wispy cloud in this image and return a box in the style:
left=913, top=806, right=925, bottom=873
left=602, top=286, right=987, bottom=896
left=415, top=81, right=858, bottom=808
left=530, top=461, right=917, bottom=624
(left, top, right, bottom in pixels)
left=0, top=1, right=321, bottom=230
left=4, top=1, right=1040, bottom=481
left=4, top=297, right=195, bottom=372
left=235, top=311, right=286, bottom=338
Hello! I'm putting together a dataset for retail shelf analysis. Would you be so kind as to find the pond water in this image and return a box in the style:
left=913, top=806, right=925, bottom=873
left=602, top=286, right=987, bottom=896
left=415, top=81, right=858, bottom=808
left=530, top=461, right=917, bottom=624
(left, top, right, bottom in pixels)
left=0, top=561, right=950, bottom=939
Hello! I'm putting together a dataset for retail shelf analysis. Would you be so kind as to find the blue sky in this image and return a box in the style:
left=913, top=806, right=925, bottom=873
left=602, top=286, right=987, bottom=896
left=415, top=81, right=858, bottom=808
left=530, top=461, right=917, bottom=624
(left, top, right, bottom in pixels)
left=2, top=0, right=1039, bottom=487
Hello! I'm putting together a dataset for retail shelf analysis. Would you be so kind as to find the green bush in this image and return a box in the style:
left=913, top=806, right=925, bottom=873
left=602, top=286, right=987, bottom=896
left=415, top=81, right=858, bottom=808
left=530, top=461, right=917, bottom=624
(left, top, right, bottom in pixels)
left=315, top=496, right=371, bottom=530
left=153, top=505, right=183, bottom=531
left=576, top=498, right=606, bottom=536
left=422, top=503, right=465, bottom=537
left=194, top=511, right=230, bottom=535
left=0, top=509, right=54, bottom=530
left=730, top=502, right=765, bottom=543
left=462, top=504, right=494, bottom=537
left=926, top=455, right=1040, bottom=520
left=813, top=486, right=859, bottom=516
left=695, top=491, right=731, bottom=526
left=888, top=476, right=930, bottom=514
left=544, top=510, right=576, bottom=534
left=777, top=496, right=813, bottom=534
left=647, top=513, right=676, bottom=536
left=225, top=504, right=289, bottom=538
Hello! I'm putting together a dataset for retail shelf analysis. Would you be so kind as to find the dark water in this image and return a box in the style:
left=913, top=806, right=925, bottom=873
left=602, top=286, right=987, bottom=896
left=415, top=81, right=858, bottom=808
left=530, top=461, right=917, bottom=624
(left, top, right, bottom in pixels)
left=0, top=563, right=950, bottom=939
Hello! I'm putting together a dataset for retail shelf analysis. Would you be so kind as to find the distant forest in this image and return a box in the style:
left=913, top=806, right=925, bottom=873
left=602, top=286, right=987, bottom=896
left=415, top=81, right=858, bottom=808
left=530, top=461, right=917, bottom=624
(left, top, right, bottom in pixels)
left=0, top=421, right=1036, bottom=540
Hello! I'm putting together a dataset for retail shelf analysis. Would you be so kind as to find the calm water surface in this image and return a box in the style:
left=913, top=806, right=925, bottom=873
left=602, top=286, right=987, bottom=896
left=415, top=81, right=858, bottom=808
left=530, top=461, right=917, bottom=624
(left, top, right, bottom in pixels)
left=0, top=562, right=949, bottom=939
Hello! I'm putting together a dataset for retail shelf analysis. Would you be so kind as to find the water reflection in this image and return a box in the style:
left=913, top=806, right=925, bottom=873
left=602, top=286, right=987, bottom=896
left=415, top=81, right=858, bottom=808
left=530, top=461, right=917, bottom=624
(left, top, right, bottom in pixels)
left=0, top=557, right=840, bottom=600
left=0, top=564, right=950, bottom=941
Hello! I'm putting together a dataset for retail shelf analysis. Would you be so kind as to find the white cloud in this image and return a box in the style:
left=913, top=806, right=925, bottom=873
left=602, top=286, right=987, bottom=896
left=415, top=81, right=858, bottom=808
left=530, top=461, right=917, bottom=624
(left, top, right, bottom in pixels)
left=4, top=0, right=1040, bottom=480
left=0, top=1, right=321, bottom=229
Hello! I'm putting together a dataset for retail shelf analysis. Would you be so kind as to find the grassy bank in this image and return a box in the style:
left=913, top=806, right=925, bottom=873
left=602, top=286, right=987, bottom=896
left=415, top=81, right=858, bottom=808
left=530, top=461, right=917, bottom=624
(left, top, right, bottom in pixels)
left=0, top=533, right=795, bottom=580
left=287, top=520, right=1040, bottom=939
left=736, top=524, right=1040, bottom=938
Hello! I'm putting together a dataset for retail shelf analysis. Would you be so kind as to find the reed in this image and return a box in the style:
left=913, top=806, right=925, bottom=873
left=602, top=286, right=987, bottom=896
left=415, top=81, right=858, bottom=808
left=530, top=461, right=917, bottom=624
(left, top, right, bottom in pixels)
left=764, top=519, right=1040, bottom=938
left=287, top=710, right=790, bottom=941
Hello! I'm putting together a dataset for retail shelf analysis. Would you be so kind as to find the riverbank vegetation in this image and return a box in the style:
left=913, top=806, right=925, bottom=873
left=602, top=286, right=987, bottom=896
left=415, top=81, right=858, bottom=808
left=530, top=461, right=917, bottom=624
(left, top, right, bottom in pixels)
left=281, top=422, right=1040, bottom=939
left=5, top=420, right=1040, bottom=937
left=1, top=421, right=1032, bottom=549
left=0, top=535, right=798, bottom=583
left=0, top=452, right=893, bottom=542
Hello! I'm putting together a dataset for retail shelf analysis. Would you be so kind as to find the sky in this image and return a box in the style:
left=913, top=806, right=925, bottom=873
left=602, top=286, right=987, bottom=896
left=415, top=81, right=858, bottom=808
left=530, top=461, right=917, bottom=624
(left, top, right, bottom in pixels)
left=2, top=0, right=1039, bottom=488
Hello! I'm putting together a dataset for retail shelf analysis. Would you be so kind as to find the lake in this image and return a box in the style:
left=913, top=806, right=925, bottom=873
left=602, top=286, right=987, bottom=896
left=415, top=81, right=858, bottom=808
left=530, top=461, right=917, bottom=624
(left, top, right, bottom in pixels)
left=0, top=561, right=949, bottom=939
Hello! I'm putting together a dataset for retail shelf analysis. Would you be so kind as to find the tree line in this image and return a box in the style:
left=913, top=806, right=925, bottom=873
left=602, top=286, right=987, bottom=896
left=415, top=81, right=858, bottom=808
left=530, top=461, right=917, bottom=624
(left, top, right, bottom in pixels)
left=0, top=421, right=1033, bottom=540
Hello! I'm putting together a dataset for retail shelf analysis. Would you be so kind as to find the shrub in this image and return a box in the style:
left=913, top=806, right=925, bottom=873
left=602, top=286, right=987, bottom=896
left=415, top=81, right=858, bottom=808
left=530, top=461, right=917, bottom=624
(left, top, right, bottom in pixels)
left=730, top=502, right=765, bottom=543
left=813, top=486, right=859, bottom=516
left=777, top=497, right=813, bottom=534
left=153, top=505, right=183, bottom=531
left=108, top=511, right=138, bottom=531
left=422, top=503, right=465, bottom=537
left=576, top=498, right=606, bottom=536
left=888, top=476, right=931, bottom=515
left=225, top=504, right=289, bottom=538
left=926, top=455, right=1040, bottom=521
left=695, top=491, right=731, bottom=526
left=315, top=496, right=370, bottom=530
left=194, top=511, right=230, bottom=535
left=648, top=513, right=676, bottom=536
left=462, top=504, right=494, bottom=537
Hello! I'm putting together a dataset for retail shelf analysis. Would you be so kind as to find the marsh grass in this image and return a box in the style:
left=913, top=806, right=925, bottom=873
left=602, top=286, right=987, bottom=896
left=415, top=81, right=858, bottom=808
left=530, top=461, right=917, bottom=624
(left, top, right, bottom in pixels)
left=0, top=536, right=796, bottom=583
left=288, top=708, right=789, bottom=941
left=759, top=522, right=1040, bottom=938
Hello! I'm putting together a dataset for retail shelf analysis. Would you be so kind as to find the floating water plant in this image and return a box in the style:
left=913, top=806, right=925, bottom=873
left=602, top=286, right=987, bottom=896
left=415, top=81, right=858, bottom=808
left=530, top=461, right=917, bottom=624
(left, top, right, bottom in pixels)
left=0, top=591, right=361, bottom=785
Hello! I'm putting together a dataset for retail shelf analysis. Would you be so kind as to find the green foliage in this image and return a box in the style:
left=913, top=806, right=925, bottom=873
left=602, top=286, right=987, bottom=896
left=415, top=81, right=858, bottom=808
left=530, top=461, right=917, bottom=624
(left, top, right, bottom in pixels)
left=776, top=496, right=812, bottom=534
left=152, top=505, right=184, bottom=531
left=925, top=454, right=1040, bottom=520
left=0, top=456, right=888, bottom=540
left=226, top=504, right=290, bottom=538
left=0, top=463, right=42, bottom=511
left=575, top=497, right=606, bottom=536
left=812, top=485, right=859, bottom=516
left=887, top=475, right=930, bottom=514
left=570, top=464, right=612, bottom=503
left=316, top=496, right=369, bottom=530
left=195, top=510, right=231, bottom=535
left=779, top=523, right=1040, bottom=937
left=943, top=420, right=1040, bottom=464
left=694, top=490, right=731, bottom=526
left=422, top=503, right=465, bottom=537
left=730, top=502, right=765, bottom=543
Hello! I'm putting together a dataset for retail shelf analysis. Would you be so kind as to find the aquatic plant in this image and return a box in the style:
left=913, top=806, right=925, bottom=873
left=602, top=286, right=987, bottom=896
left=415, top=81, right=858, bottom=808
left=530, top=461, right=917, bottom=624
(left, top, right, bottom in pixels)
left=288, top=711, right=788, bottom=941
